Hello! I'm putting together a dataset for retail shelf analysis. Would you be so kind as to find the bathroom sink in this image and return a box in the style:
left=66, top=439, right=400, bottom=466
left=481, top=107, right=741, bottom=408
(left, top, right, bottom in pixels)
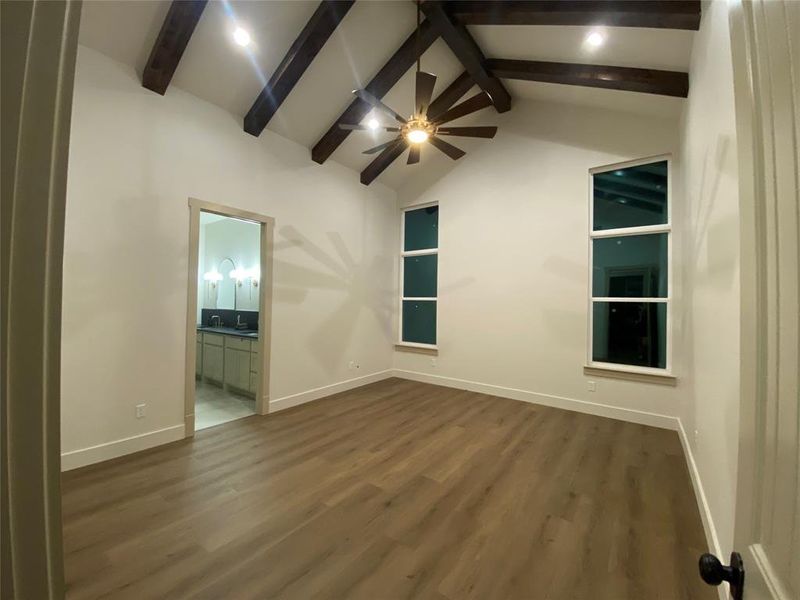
left=197, top=326, right=258, bottom=338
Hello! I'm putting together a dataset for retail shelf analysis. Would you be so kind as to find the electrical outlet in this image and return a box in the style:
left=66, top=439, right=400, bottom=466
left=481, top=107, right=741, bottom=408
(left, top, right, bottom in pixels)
left=135, top=403, right=146, bottom=419
left=694, top=429, right=699, bottom=444
left=430, top=357, right=437, bottom=367
left=348, top=360, right=360, bottom=370
left=587, top=380, right=596, bottom=392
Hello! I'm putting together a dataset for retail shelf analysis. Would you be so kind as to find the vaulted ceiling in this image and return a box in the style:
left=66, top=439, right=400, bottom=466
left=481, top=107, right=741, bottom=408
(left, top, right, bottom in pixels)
left=78, top=1, right=697, bottom=190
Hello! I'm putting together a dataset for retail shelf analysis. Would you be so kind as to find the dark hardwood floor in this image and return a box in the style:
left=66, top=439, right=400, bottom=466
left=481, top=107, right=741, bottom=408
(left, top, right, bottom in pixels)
left=62, top=378, right=714, bottom=599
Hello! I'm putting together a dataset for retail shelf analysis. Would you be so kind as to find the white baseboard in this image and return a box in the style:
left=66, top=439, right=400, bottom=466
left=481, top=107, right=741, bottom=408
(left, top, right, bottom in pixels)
left=61, top=371, right=393, bottom=471
left=677, top=420, right=727, bottom=600
left=269, top=369, right=393, bottom=413
left=61, top=424, right=185, bottom=472
left=392, top=369, right=678, bottom=430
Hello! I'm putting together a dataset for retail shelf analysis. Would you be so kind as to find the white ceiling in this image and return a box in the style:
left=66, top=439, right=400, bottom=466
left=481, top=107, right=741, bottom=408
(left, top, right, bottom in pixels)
left=78, top=1, right=693, bottom=190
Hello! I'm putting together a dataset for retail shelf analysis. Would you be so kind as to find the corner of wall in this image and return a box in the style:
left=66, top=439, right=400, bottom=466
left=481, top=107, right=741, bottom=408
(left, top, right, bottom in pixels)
left=676, top=0, right=741, bottom=567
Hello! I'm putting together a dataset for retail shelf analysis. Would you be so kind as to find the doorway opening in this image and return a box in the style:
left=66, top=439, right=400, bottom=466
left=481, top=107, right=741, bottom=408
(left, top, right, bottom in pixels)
left=184, top=198, right=274, bottom=435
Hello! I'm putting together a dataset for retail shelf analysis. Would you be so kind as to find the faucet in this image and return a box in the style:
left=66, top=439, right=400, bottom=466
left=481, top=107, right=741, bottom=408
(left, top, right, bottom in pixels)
left=210, top=315, right=221, bottom=327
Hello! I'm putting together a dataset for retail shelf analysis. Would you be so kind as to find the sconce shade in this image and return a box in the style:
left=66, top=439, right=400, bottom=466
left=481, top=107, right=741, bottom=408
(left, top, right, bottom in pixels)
left=229, top=267, right=248, bottom=281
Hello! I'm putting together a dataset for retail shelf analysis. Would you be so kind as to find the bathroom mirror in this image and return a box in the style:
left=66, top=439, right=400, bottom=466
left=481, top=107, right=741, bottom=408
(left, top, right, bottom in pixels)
left=217, top=257, right=236, bottom=310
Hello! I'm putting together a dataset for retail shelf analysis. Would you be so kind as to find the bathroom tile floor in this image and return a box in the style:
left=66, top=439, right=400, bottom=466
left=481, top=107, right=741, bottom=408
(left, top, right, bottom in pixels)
left=194, top=380, right=255, bottom=430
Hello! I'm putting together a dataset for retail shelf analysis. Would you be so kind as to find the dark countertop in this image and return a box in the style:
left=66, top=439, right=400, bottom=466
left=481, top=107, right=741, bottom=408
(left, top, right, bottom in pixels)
left=196, top=325, right=259, bottom=339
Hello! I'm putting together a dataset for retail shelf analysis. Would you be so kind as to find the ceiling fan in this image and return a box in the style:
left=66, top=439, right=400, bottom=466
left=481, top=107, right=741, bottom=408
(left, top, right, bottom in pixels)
left=338, top=2, right=497, bottom=166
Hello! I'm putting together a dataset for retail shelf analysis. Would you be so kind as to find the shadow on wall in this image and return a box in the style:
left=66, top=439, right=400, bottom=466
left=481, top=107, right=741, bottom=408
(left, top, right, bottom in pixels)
left=501, top=100, right=678, bottom=157
left=679, top=132, right=738, bottom=426
left=274, top=225, right=395, bottom=374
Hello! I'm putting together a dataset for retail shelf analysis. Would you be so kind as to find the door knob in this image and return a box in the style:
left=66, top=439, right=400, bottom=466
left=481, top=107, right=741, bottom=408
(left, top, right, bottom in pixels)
left=698, top=552, right=744, bottom=600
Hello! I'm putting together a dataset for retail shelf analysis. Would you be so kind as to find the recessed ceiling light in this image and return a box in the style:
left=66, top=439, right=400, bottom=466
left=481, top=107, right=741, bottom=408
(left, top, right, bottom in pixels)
left=586, top=31, right=604, bottom=47
left=367, top=118, right=380, bottom=130
left=233, top=27, right=251, bottom=47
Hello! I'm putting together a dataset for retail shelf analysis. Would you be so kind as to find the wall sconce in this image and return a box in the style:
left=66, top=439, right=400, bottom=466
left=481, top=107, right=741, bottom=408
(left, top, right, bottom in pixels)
left=247, top=266, right=260, bottom=287
left=229, top=267, right=248, bottom=287
left=203, top=270, right=223, bottom=288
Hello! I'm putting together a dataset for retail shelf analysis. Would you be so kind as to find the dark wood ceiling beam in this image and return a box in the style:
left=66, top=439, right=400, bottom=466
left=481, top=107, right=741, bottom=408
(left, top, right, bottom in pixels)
left=142, top=0, right=207, bottom=95
left=445, top=1, right=701, bottom=30
left=244, top=1, right=355, bottom=137
left=487, top=58, right=689, bottom=98
left=421, top=1, right=511, bottom=112
left=311, top=19, right=438, bottom=164
left=360, top=73, right=474, bottom=185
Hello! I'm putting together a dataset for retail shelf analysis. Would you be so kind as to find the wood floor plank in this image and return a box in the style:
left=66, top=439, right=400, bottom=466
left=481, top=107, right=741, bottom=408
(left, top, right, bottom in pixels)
left=62, top=379, right=714, bottom=599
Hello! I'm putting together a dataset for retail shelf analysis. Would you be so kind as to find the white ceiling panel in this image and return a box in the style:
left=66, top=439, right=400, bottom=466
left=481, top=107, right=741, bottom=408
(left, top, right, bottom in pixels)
left=173, top=0, right=320, bottom=118
left=267, top=1, right=419, bottom=147
left=79, top=0, right=169, bottom=73
left=504, top=80, right=686, bottom=120
left=470, top=24, right=693, bottom=71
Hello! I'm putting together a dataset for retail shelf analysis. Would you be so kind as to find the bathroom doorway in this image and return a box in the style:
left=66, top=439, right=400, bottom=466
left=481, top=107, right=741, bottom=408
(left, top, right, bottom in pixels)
left=184, top=198, right=273, bottom=435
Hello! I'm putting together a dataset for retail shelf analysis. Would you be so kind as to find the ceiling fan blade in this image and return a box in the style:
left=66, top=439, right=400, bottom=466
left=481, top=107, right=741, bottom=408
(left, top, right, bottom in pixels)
left=407, top=144, right=421, bottom=165
left=415, top=71, right=437, bottom=117
left=429, top=136, right=466, bottom=160
left=431, top=92, right=493, bottom=125
left=361, top=139, right=408, bottom=185
left=338, top=123, right=402, bottom=132
left=363, top=137, right=403, bottom=155
left=435, top=126, right=498, bottom=139
left=353, top=89, right=407, bottom=124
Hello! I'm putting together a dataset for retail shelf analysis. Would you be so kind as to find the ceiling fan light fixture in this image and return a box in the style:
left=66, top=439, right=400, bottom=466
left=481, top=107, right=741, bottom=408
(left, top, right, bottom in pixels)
left=406, top=128, right=429, bottom=144
left=347, top=0, right=496, bottom=180
left=403, top=117, right=433, bottom=144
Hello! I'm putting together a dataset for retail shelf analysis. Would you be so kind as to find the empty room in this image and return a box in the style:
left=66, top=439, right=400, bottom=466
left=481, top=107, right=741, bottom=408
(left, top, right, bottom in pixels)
left=3, top=1, right=798, bottom=599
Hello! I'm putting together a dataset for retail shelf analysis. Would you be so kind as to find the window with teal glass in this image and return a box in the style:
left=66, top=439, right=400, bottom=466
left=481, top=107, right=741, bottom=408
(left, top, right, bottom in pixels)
left=401, top=205, right=438, bottom=346
left=589, top=158, right=671, bottom=372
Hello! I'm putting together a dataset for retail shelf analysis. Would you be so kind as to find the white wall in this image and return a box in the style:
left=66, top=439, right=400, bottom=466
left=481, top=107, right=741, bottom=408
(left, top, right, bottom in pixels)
left=394, top=98, right=682, bottom=426
left=677, top=0, right=740, bottom=559
left=60, top=46, right=397, bottom=468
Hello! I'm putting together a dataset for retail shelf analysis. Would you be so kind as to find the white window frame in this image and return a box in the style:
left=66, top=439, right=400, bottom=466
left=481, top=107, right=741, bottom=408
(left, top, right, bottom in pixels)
left=398, top=201, right=439, bottom=350
left=587, top=154, right=672, bottom=376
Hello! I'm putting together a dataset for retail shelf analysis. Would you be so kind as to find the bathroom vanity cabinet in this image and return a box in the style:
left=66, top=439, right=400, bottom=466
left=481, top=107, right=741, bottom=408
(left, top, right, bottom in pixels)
left=196, top=330, right=258, bottom=397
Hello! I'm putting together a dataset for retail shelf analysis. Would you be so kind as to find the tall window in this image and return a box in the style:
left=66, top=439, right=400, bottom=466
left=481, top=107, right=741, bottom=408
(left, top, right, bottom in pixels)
left=589, top=157, right=671, bottom=372
left=400, top=203, right=438, bottom=347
